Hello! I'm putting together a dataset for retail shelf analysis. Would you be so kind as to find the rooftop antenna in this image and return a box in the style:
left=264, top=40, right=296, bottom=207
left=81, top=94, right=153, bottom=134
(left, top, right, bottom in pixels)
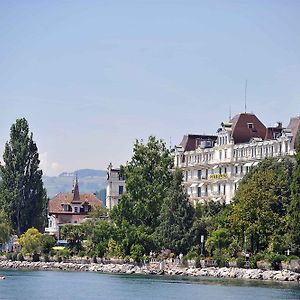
left=169, top=136, right=172, bottom=150
left=229, top=105, right=232, bottom=121
left=244, top=79, right=248, bottom=113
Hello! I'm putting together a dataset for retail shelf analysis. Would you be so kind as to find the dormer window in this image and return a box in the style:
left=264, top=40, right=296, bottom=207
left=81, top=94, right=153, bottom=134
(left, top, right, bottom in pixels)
left=247, top=123, right=254, bottom=129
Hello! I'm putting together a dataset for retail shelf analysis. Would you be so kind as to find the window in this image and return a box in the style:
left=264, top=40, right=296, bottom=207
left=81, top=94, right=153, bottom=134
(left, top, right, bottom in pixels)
left=218, top=184, right=221, bottom=195
left=223, top=184, right=226, bottom=194
left=240, top=166, right=243, bottom=174
left=224, top=149, right=227, bottom=159
left=197, top=170, right=202, bottom=179
left=197, top=187, right=201, bottom=197
left=235, top=166, right=238, bottom=174
left=247, top=123, right=254, bottom=129
left=224, top=167, right=227, bottom=174
left=205, top=185, right=208, bottom=196
left=219, top=150, right=222, bottom=160
left=219, top=167, right=222, bottom=174
left=74, top=207, right=78, bottom=213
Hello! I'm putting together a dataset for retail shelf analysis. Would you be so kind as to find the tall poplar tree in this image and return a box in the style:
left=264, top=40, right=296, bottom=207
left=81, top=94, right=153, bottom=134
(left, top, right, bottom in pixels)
left=0, top=118, right=47, bottom=235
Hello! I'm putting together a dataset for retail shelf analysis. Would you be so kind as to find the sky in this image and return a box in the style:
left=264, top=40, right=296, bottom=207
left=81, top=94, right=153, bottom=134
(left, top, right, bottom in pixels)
left=0, top=0, right=299, bottom=176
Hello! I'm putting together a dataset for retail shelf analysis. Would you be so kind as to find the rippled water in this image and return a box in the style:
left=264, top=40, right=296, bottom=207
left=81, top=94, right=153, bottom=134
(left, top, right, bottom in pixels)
left=0, top=270, right=299, bottom=300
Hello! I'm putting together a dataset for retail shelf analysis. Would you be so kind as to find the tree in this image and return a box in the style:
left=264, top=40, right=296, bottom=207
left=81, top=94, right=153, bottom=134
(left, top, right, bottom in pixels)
left=40, top=234, right=56, bottom=255
left=18, top=227, right=42, bottom=257
left=156, top=169, right=195, bottom=254
left=228, top=158, right=293, bottom=254
left=60, top=224, right=85, bottom=254
left=0, top=118, right=47, bottom=235
left=289, top=130, right=300, bottom=255
left=111, top=136, right=174, bottom=228
left=0, top=210, right=11, bottom=245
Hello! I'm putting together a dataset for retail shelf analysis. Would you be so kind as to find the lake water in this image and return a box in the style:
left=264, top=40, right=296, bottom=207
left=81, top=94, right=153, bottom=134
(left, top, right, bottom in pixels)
left=0, top=270, right=299, bottom=300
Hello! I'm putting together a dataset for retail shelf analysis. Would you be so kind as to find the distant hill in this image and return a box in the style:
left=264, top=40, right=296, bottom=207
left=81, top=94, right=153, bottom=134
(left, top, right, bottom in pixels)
left=43, top=169, right=107, bottom=200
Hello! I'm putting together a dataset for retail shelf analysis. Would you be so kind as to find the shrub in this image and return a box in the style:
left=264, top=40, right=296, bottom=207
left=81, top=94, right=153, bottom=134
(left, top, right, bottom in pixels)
left=42, top=254, right=49, bottom=262
left=250, top=252, right=265, bottom=269
left=265, top=253, right=287, bottom=270
left=130, top=244, right=145, bottom=263
left=181, top=256, right=188, bottom=267
left=78, top=250, right=86, bottom=257
left=236, top=257, right=245, bottom=268
left=195, top=256, right=201, bottom=268
left=17, top=253, right=24, bottom=262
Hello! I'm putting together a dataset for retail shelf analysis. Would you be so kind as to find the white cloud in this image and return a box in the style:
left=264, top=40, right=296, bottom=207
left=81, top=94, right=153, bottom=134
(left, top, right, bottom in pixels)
left=39, top=152, right=62, bottom=176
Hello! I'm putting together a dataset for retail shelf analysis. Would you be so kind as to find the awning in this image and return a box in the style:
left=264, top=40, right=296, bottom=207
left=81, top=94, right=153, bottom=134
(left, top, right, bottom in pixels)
left=234, top=179, right=241, bottom=183
left=234, top=163, right=239, bottom=166
left=252, top=161, right=259, bottom=166
left=213, top=165, right=219, bottom=169
left=198, top=182, right=205, bottom=187
left=190, top=183, right=198, bottom=188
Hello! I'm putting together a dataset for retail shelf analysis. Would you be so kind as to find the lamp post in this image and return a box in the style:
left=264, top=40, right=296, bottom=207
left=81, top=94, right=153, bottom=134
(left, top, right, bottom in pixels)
left=200, top=235, right=204, bottom=256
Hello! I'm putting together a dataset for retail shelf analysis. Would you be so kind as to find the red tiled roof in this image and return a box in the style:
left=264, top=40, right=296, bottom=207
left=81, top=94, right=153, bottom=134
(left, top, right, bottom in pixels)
left=230, top=113, right=267, bottom=144
left=48, top=192, right=102, bottom=214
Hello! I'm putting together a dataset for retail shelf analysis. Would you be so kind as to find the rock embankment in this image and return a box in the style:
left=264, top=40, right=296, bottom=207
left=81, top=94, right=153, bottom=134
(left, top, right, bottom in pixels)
left=0, top=260, right=299, bottom=282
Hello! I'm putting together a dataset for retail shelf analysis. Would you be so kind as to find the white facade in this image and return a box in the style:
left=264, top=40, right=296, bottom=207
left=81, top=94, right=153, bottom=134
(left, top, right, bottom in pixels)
left=106, top=163, right=126, bottom=210
left=175, top=121, right=295, bottom=205
left=45, top=215, right=59, bottom=236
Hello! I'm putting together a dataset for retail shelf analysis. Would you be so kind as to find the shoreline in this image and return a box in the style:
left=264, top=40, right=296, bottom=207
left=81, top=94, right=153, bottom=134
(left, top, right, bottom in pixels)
left=0, top=260, right=299, bottom=282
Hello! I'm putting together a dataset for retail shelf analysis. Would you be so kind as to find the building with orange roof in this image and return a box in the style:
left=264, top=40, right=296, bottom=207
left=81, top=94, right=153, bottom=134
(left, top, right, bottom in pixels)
left=45, top=176, right=102, bottom=237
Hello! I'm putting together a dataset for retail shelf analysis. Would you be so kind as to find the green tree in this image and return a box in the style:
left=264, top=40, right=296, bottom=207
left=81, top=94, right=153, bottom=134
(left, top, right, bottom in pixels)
left=40, top=234, right=56, bottom=255
left=60, top=224, right=85, bottom=254
left=0, top=118, right=47, bottom=235
left=18, top=227, right=42, bottom=257
left=289, top=130, right=300, bottom=255
left=228, top=158, right=293, bottom=254
left=111, top=136, right=174, bottom=228
left=156, top=169, right=195, bottom=254
left=0, top=210, right=11, bottom=245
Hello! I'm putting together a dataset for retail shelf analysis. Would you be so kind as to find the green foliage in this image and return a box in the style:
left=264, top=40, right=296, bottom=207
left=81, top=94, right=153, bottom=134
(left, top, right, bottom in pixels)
left=130, top=244, right=145, bottom=262
left=17, top=253, right=24, bottom=262
left=265, top=252, right=287, bottom=270
left=18, top=227, right=42, bottom=256
left=156, top=169, right=195, bottom=254
left=289, top=130, right=300, bottom=255
left=236, top=257, right=245, bottom=268
left=205, top=228, right=231, bottom=257
left=0, top=118, right=47, bottom=235
left=228, top=158, right=293, bottom=254
left=60, top=224, right=85, bottom=254
left=0, top=210, right=11, bottom=244
left=111, top=136, right=173, bottom=228
left=40, top=234, right=56, bottom=255
left=89, top=205, right=108, bottom=219
left=107, top=239, right=123, bottom=258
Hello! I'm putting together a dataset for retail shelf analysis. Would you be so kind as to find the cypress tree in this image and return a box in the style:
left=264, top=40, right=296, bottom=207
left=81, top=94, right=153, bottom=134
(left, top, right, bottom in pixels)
left=157, top=168, right=195, bottom=254
left=0, top=118, right=47, bottom=235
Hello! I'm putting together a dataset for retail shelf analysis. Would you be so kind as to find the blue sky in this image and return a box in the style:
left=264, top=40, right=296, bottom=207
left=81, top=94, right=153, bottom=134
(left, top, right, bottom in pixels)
left=0, top=0, right=299, bottom=175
